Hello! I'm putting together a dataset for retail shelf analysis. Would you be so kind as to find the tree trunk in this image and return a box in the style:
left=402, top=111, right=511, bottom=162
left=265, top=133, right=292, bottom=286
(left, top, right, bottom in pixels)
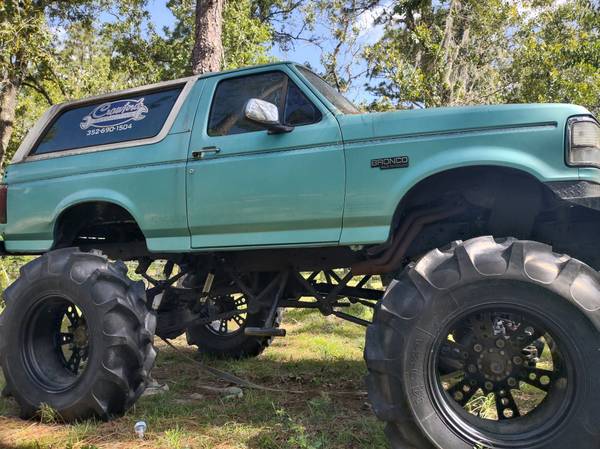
left=0, top=78, right=20, bottom=168
left=191, top=0, right=225, bottom=75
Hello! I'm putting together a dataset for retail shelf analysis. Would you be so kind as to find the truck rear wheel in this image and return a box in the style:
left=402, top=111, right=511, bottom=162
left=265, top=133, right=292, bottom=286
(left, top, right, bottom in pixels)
left=366, top=237, right=600, bottom=449
left=180, top=272, right=282, bottom=359
left=186, top=297, right=282, bottom=359
left=0, top=249, right=156, bottom=421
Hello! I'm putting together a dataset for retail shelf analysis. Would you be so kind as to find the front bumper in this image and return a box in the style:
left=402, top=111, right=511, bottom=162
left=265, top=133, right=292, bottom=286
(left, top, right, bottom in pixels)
left=546, top=180, right=600, bottom=211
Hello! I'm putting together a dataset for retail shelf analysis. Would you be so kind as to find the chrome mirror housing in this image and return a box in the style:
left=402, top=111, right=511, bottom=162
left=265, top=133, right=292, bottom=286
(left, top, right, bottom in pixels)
left=244, top=98, right=280, bottom=126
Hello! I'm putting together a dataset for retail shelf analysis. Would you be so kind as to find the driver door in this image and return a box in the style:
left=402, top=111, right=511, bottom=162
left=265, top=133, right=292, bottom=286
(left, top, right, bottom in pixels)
left=186, top=66, right=345, bottom=249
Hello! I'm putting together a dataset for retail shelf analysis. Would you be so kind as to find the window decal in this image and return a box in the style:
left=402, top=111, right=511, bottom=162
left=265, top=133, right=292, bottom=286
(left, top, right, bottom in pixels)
left=31, top=86, right=184, bottom=156
left=80, top=98, right=149, bottom=130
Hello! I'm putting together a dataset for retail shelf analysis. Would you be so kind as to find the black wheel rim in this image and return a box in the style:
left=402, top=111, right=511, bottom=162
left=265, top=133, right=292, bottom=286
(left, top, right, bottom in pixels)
left=22, top=296, right=91, bottom=392
left=205, top=294, right=248, bottom=336
left=429, top=304, right=575, bottom=448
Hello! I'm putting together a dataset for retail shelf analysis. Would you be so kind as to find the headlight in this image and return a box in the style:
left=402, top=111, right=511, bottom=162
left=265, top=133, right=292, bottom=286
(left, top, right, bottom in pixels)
left=567, top=117, right=600, bottom=167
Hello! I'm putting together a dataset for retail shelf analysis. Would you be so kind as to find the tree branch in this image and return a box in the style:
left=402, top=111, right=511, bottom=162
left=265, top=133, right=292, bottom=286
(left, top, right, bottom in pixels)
left=22, top=79, right=53, bottom=106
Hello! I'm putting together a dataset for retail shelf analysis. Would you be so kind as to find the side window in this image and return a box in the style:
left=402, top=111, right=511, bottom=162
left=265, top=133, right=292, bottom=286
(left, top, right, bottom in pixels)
left=208, top=71, right=321, bottom=137
left=284, top=82, right=321, bottom=126
left=31, top=86, right=184, bottom=156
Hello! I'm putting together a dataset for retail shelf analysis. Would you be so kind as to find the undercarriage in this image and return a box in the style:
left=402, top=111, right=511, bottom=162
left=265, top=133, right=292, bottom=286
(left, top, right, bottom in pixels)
left=139, top=259, right=386, bottom=342
left=4, top=174, right=600, bottom=447
left=2, top=237, right=600, bottom=449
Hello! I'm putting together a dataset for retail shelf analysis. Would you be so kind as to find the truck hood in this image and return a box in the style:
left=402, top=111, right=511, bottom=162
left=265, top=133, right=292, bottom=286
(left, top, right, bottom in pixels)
left=336, top=103, right=591, bottom=142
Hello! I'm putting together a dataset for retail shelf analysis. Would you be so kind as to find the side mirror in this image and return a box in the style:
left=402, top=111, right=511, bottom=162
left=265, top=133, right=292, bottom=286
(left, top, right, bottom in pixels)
left=244, top=98, right=294, bottom=134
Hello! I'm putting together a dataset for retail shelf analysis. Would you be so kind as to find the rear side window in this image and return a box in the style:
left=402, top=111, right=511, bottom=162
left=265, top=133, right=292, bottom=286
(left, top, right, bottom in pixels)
left=208, top=71, right=321, bottom=137
left=31, top=87, right=184, bottom=156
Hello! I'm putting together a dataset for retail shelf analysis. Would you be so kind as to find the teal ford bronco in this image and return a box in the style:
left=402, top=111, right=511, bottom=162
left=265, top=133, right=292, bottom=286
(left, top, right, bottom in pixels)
left=1, top=62, right=600, bottom=449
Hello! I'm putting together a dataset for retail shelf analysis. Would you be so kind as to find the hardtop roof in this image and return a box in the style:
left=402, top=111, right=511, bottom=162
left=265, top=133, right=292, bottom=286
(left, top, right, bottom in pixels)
left=56, top=61, right=300, bottom=108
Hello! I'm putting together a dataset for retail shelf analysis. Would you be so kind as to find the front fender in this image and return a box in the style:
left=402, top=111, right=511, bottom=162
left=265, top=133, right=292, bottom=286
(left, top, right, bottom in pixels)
left=341, top=138, right=580, bottom=245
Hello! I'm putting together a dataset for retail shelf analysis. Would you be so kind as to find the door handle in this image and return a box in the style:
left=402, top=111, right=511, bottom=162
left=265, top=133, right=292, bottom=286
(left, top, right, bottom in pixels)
left=192, top=146, right=221, bottom=159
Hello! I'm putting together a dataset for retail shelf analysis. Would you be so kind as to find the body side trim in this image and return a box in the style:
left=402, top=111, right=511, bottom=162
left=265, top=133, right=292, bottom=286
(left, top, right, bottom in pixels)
left=8, top=140, right=342, bottom=185
left=7, top=159, right=188, bottom=185
left=344, top=122, right=558, bottom=147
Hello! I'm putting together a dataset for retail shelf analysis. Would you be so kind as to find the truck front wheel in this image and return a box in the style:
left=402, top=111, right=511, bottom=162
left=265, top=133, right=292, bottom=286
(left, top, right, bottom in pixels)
left=0, top=249, right=156, bottom=421
left=366, top=237, right=600, bottom=449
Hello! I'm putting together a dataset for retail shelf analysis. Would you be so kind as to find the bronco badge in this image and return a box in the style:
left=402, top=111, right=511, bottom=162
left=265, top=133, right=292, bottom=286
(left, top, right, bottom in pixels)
left=371, top=156, right=409, bottom=170
left=80, top=98, right=148, bottom=130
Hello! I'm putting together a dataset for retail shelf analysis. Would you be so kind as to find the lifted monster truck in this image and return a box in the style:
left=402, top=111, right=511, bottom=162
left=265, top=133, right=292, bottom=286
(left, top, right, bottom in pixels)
left=1, top=62, right=600, bottom=448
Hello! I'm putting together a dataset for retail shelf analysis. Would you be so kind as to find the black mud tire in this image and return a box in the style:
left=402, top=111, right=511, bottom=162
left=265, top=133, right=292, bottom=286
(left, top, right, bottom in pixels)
left=186, top=308, right=283, bottom=360
left=365, top=236, right=600, bottom=449
left=0, top=248, right=156, bottom=421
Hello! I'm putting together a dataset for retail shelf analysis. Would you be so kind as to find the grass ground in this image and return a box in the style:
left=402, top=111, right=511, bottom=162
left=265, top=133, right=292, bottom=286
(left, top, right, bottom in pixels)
left=0, top=307, right=388, bottom=449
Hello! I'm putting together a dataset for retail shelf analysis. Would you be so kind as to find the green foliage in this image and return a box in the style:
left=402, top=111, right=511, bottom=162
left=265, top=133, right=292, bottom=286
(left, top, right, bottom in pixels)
left=1, top=1, right=53, bottom=163
left=162, top=425, right=187, bottom=449
left=106, top=0, right=273, bottom=82
left=37, top=403, right=61, bottom=424
left=0, top=1, right=54, bottom=80
left=104, top=0, right=177, bottom=84
left=310, top=0, right=367, bottom=94
left=506, top=1, right=600, bottom=115
left=363, top=0, right=599, bottom=112
left=0, top=256, right=34, bottom=309
left=223, top=0, right=274, bottom=69
left=0, top=263, right=10, bottom=293
left=365, top=0, right=520, bottom=109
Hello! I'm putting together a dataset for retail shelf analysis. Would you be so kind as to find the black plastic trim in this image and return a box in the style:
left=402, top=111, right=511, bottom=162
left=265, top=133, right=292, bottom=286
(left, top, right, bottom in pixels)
left=546, top=180, right=600, bottom=211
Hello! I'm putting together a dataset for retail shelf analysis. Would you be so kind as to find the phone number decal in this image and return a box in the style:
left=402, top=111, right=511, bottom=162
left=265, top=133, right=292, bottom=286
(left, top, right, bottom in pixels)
left=85, top=123, right=133, bottom=136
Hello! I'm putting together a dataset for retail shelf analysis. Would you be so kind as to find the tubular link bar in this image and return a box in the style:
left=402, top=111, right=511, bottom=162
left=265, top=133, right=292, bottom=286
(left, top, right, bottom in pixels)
left=183, top=264, right=385, bottom=330
left=291, top=270, right=384, bottom=327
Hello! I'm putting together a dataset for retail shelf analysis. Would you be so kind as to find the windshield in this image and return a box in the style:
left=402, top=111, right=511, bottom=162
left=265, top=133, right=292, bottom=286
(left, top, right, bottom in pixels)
left=296, top=66, right=360, bottom=115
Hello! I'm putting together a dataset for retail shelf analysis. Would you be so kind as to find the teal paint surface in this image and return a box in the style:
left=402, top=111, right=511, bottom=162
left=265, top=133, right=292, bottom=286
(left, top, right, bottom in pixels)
left=3, top=77, right=205, bottom=253
left=186, top=65, right=345, bottom=248
left=337, top=104, right=588, bottom=244
left=1, top=62, right=594, bottom=253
